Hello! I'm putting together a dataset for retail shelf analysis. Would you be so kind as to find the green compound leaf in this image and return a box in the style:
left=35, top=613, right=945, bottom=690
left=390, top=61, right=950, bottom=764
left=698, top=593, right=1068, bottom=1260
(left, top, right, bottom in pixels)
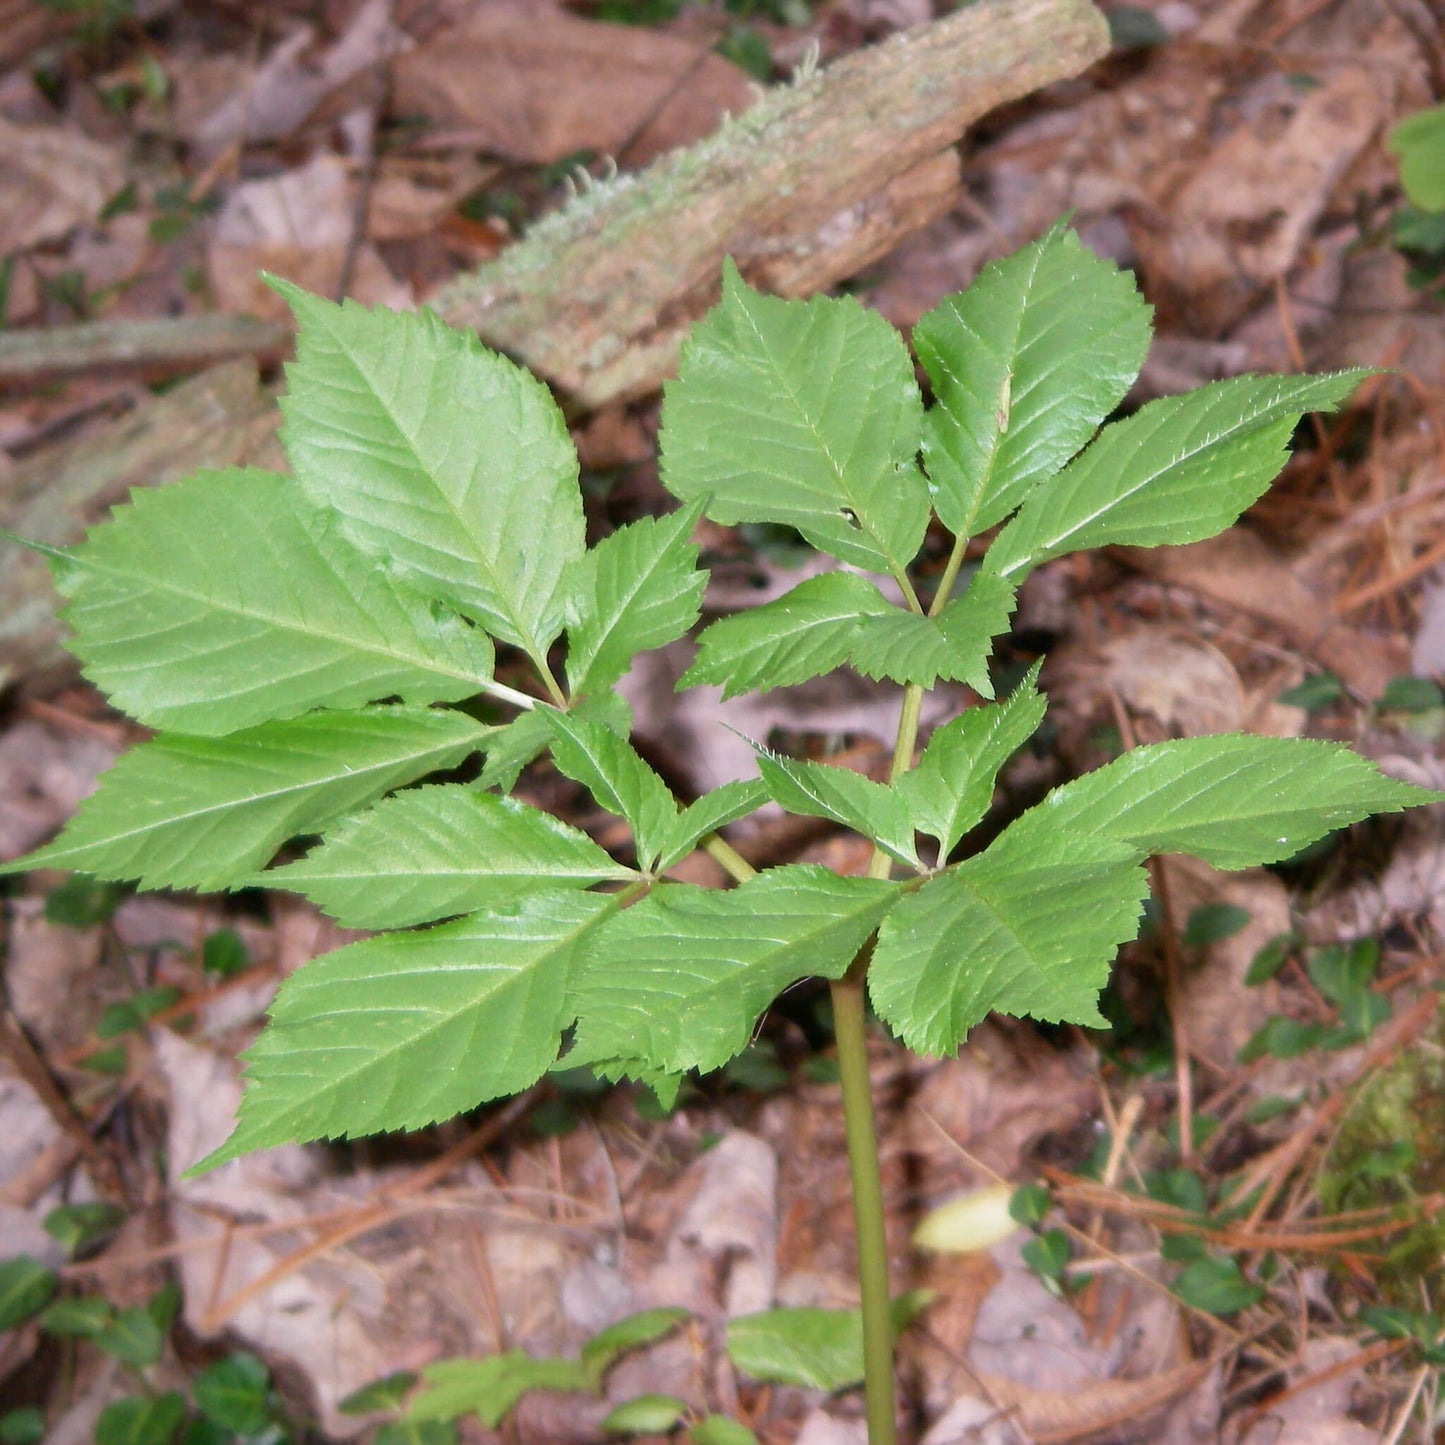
left=896, top=660, right=1046, bottom=858
left=0, top=707, right=488, bottom=892
left=191, top=1353, right=273, bottom=1434
left=679, top=571, right=894, bottom=699
left=873, top=733, right=1440, bottom=1052
left=197, top=891, right=618, bottom=1171
left=566, top=499, right=706, bottom=696
left=870, top=832, right=1148, bottom=1053
left=407, top=1354, right=588, bottom=1427
left=256, top=784, right=636, bottom=930
left=849, top=571, right=1017, bottom=693
left=726, top=1307, right=866, bottom=1391
left=44, top=469, right=497, bottom=737
left=570, top=866, right=898, bottom=1075
left=474, top=709, right=555, bottom=792
left=660, top=259, right=929, bottom=578
left=539, top=708, right=676, bottom=870
left=338, top=1371, right=418, bottom=1415
left=94, top=1307, right=164, bottom=1367
left=751, top=746, right=920, bottom=868
left=275, top=281, right=584, bottom=667
left=915, top=222, right=1151, bottom=538
left=657, top=778, right=769, bottom=870
left=985, top=370, right=1370, bottom=582
left=39, top=1296, right=113, bottom=1336
left=581, top=1054, right=686, bottom=1111
left=1028, top=733, right=1441, bottom=869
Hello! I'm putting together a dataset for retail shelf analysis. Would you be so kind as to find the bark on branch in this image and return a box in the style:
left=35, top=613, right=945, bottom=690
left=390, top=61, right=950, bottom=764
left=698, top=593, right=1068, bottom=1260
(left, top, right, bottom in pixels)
left=435, top=0, right=1109, bottom=406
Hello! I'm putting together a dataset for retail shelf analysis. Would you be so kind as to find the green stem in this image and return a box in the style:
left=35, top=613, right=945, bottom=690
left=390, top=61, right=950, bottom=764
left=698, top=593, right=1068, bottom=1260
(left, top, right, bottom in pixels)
left=929, top=531, right=970, bottom=618
left=886, top=682, right=926, bottom=789
left=535, top=657, right=567, bottom=708
left=825, top=679, right=928, bottom=1445
left=893, top=566, right=926, bottom=615
left=831, top=960, right=896, bottom=1445
left=702, top=676, right=927, bottom=1445
left=701, top=832, right=755, bottom=882
left=478, top=676, right=541, bottom=711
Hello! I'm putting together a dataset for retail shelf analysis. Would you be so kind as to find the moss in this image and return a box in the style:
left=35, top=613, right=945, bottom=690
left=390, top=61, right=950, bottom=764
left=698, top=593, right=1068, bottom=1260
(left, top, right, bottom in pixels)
left=1318, top=1008, right=1445, bottom=1307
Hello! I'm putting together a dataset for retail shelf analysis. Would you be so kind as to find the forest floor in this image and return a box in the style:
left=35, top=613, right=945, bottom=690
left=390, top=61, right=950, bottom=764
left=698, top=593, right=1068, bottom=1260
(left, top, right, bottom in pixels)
left=2, top=1, right=1445, bottom=1442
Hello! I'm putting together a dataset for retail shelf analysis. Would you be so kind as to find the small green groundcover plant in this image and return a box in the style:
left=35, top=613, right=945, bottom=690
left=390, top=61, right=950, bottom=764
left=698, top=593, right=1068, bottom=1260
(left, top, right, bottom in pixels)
left=3, top=223, right=1438, bottom=1443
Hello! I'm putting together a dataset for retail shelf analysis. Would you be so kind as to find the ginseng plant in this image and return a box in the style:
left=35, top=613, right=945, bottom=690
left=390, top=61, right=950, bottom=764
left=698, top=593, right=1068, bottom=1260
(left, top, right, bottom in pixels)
left=4, top=223, right=1436, bottom=1445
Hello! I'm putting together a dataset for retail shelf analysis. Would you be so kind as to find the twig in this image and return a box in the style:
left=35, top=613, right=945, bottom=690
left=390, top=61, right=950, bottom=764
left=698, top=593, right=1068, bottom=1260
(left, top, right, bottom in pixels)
left=0, top=313, right=289, bottom=383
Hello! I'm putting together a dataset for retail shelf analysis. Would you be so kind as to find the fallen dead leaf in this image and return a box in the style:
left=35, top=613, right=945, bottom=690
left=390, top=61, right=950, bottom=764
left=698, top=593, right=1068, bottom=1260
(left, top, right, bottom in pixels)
left=0, top=117, right=126, bottom=255
left=176, top=0, right=403, bottom=161
left=1134, top=66, right=1393, bottom=333
left=1096, top=625, right=1247, bottom=737
left=906, top=1026, right=1097, bottom=1182
left=158, top=1030, right=396, bottom=1438
left=367, top=152, right=494, bottom=243
left=1116, top=531, right=1410, bottom=699
left=671, top=1130, right=778, bottom=1318
left=1160, top=854, right=1294, bottom=1069
left=1237, top=1335, right=1382, bottom=1445
left=208, top=153, right=411, bottom=316
left=392, top=1, right=755, bottom=167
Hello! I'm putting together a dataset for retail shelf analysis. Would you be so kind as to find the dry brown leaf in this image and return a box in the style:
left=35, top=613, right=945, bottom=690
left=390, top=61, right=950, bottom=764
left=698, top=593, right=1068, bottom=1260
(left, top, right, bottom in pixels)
left=392, top=1, right=755, bottom=167
left=971, top=1360, right=1211, bottom=1443
left=158, top=1031, right=399, bottom=1438
left=0, top=361, right=281, bottom=691
left=176, top=0, right=403, bottom=160
left=367, top=153, right=494, bottom=242
left=906, top=1026, right=1097, bottom=1181
left=671, top=1131, right=778, bottom=1316
left=208, top=154, right=411, bottom=316
left=0, top=117, right=126, bottom=255
left=0, top=719, right=118, bottom=858
left=1116, top=532, right=1409, bottom=698
left=1236, top=1336, right=1381, bottom=1445
left=1133, top=67, right=1392, bottom=333
left=1097, top=626, right=1247, bottom=737
left=1160, top=855, right=1293, bottom=1068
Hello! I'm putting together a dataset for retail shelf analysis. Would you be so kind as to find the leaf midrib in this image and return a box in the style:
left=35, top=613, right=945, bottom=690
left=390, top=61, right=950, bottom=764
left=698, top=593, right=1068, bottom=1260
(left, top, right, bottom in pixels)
left=68, top=547, right=490, bottom=693
left=42, top=718, right=485, bottom=855
left=993, top=383, right=1311, bottom=577
left=310, top=306, right=561, bottom=661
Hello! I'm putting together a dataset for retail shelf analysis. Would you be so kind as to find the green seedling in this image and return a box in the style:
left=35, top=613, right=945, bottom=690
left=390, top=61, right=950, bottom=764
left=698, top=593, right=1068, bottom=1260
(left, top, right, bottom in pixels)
left=1387, top=104, right=1445, bottom=290
left=403, top=1307, right=687, bottom=1432
left=0, top=1251, right=288, bottom=1445
left=3, top=222, right=1438, bottom=1445
left=1239, top=935, right=1390, bottom=1061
